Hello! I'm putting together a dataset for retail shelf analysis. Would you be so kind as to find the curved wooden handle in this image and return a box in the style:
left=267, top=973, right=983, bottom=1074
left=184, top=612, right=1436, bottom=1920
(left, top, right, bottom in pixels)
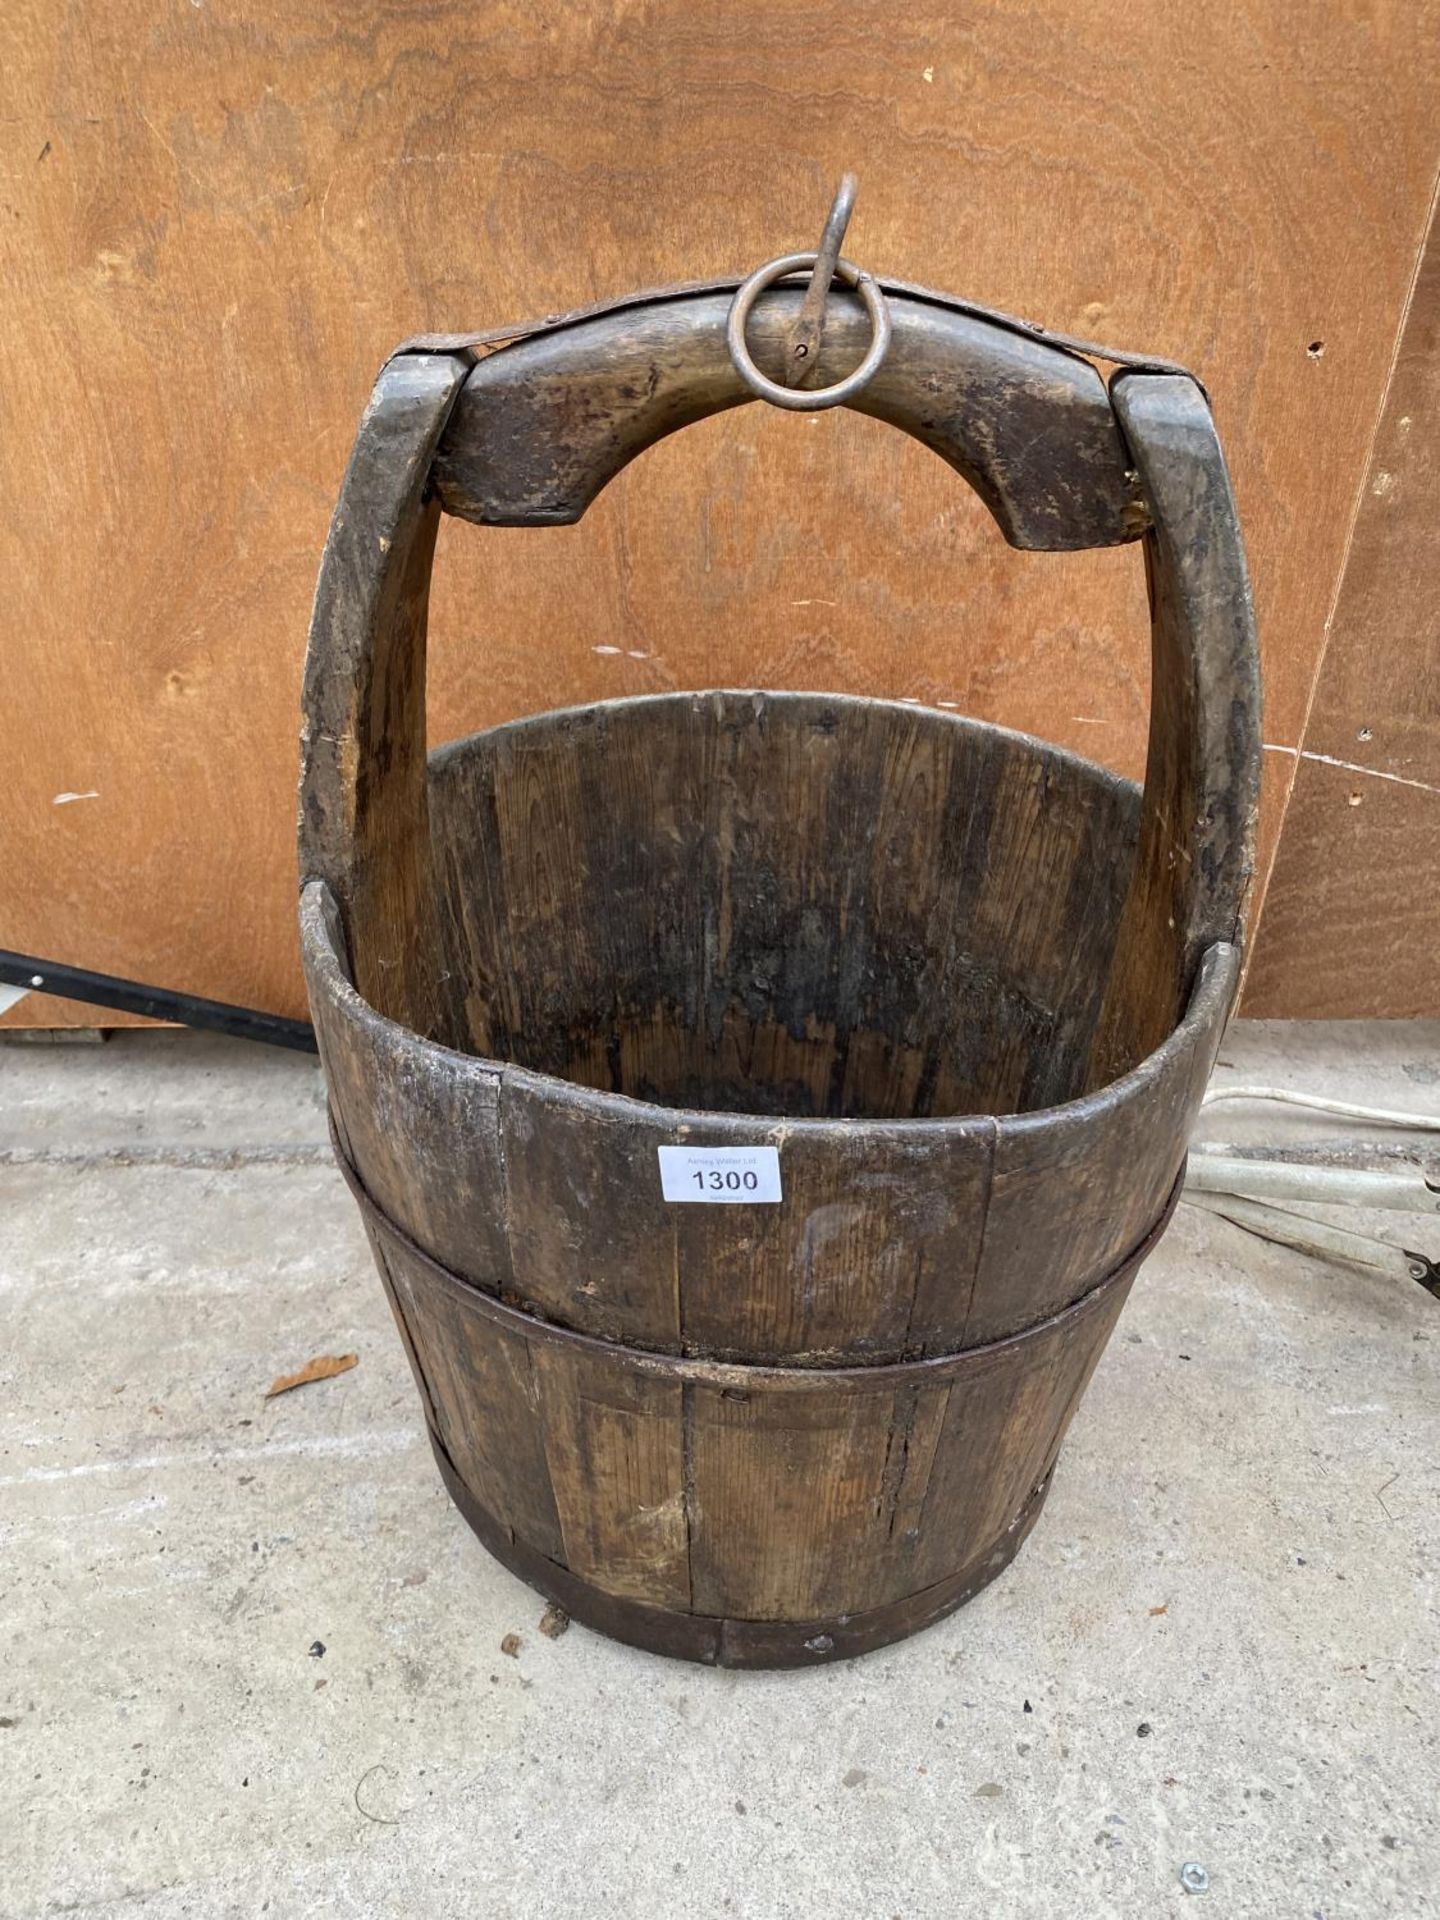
left=299, top=351, right=472, bottom=1044
left=299, top=310, right=1260, bottom=1071
left=432, top=285, right=1147, bottom=552
left=1085, top=371, right=1261, bottom=1076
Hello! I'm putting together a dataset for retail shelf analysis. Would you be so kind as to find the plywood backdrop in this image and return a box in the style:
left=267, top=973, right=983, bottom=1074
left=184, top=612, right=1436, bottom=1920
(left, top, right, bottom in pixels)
left=3, top=1, right=1439, bottom=1030
left=1245, top=194, right=1440, bottom=1019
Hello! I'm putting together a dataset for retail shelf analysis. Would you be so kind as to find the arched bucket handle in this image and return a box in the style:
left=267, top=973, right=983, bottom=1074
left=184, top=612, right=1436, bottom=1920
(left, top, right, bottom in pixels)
left=299, top=286, right=1259, bottom=1077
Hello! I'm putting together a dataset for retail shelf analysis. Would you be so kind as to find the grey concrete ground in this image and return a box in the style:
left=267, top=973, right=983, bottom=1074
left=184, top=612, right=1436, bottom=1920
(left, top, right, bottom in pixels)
left=3, top=1020, right=1438, bottom=1919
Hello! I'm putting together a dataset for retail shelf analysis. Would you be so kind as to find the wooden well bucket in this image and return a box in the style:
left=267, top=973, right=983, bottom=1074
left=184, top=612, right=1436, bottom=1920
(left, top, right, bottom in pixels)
left=299, top=259, right=1260, bottom=1667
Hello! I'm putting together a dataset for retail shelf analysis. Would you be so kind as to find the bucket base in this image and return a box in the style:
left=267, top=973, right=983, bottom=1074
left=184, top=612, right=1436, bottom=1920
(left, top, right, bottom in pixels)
left=428, top=1426, right=1054, bottom=1669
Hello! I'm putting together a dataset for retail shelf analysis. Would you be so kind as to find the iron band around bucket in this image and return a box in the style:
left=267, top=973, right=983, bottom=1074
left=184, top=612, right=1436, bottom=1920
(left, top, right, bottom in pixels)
left=329, top=1112, right=1183, bottom=1389
left=425, top=1423, right=1056, bottom=1669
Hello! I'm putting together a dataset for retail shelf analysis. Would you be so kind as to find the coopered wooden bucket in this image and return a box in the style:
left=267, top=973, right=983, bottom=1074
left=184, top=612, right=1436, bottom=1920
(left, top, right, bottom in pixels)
left=298, top=258, right=1260, bottom=1667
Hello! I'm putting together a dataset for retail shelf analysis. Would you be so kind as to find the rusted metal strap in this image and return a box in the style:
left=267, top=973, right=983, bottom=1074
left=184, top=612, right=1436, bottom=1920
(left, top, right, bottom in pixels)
left=385, top=270, right=1198, bottom=389
left=426, top=1419, right=1054, bottom=1668
left=329, top=1111, right=1183, bottom=1390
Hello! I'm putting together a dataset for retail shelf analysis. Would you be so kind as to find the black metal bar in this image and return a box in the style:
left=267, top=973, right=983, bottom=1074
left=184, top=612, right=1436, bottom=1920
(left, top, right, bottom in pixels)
left=0, top=949, right=318, bottom=1053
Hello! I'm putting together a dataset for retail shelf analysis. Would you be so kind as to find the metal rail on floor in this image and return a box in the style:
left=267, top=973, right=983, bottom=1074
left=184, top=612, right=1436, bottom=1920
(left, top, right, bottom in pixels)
left=0, top=949, right=318, bottom=1054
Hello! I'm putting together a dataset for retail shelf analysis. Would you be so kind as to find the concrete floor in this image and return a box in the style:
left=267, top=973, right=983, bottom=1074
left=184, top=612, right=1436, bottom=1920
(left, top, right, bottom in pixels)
left=3, top=1019, right=1438, bottom=1919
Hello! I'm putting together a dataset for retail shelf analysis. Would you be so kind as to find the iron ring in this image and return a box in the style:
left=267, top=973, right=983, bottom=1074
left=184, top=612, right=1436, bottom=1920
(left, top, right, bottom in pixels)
left=726, top=252, right=892, bottom=412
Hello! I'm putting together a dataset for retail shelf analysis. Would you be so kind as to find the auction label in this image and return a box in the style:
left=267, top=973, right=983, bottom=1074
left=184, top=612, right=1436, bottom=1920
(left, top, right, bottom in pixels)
left=657, top=1144, right=782, bottom=1204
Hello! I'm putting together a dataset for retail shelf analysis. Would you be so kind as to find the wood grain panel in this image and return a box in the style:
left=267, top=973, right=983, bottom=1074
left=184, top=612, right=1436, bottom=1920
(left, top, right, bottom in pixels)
left=965, top=943, right=1238, bottom=1344
left=495, top=1066, right=997, bottom=1366
left=301, top=884, right=513, bottom=1295
left=386, top=1247, right=565, bottom=1563
left=426, top=694, right=1139, bottom=1119
left=531, top=1345, right=690, bottom=1608
left=686, top=1381, right=925, bottom=1620
left=908, top=1274, right=1135, bottom=1592
left=1244, top=194, right=1440, bottom=1018
left=3, top=1, right=1438, bottom=1027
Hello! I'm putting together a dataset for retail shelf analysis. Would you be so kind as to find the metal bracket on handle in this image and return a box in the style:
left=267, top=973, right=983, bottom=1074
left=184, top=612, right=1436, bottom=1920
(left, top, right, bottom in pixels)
left=726, top=173, right=892, bottom=412
left=782, top=171, right=857, bottom=384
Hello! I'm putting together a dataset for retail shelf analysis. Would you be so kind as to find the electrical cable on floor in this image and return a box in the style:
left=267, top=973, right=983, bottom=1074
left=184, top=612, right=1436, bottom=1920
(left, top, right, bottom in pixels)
left=1199, top=1084, right=1440, bottom=1130
left=1186, top=1085, right=1440, bottom=1302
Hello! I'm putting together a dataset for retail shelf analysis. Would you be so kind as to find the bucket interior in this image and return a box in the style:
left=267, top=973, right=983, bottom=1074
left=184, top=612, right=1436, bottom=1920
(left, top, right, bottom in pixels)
left=423, top=692, right=1141, bottom=1121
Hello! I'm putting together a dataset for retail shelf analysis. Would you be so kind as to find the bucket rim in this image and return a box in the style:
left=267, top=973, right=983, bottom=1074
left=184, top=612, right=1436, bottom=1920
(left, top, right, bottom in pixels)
left=299, top=877, right=1238, bottom=1140
left=425, top=685, right=1143, bottom=816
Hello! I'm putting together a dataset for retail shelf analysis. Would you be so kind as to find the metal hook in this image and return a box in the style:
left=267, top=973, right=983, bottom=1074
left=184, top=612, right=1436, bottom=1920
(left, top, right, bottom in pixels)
left=782, top=172, right=857, bottom=387
left=725, top=172, right=891, bottom=414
